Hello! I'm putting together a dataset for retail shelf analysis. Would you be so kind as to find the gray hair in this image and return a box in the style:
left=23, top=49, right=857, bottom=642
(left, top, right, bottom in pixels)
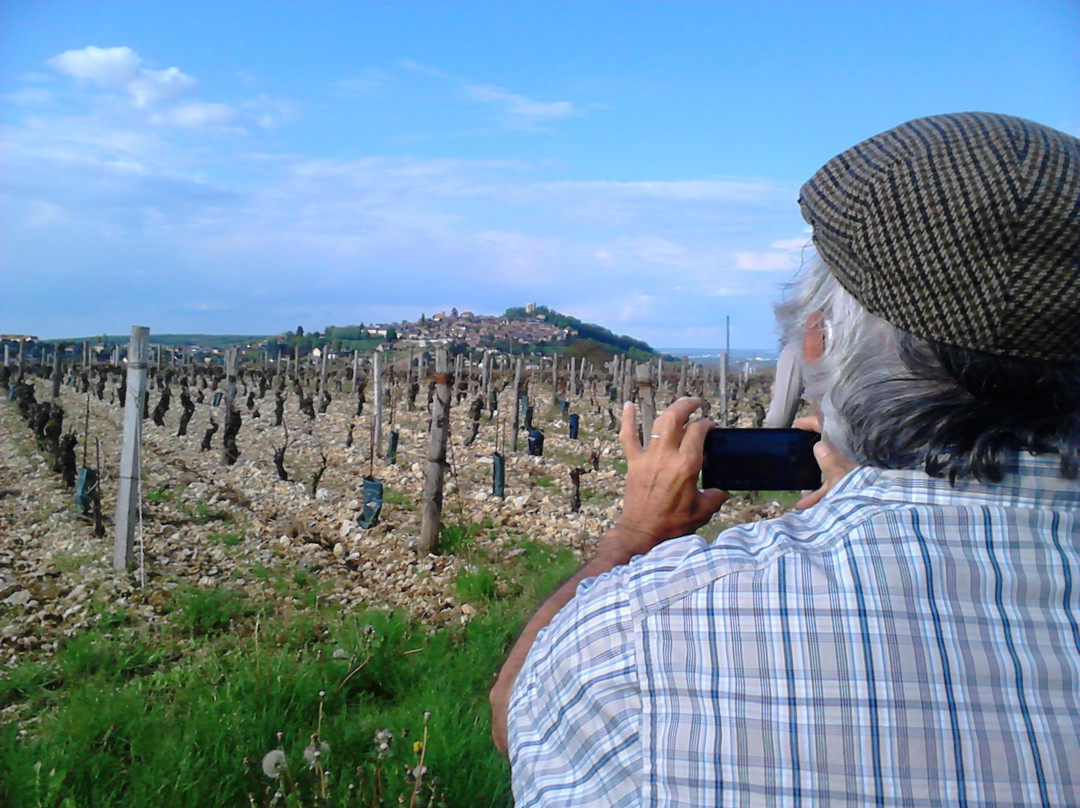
left=775, top=258, right=1080, bottom=481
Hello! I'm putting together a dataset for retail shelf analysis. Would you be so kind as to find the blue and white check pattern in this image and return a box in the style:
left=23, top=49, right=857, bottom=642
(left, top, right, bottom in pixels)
left=509, top=454, right=1080, bottom=807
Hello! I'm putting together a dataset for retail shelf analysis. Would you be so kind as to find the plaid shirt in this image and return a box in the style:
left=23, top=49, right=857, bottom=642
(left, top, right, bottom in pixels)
left=508, top=454, right=1080, bottom=807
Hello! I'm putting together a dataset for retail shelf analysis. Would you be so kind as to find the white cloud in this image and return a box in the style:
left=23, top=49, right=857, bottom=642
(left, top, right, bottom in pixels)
left=465, top=84, right=578, bottom=128
left=734, top=251, right=802, bottom=271
left=151, top=101, right=241, bottom=130
left=43, top=44, right=257, bottom=133
left=769, top=236, right=810, bottom=251
left=4, top=88, right=54, bottom=106
left=128, top=67, right=197, bottom=108
left=49, top=46, right=141, bottom=88
left=48, top=45, right=197, bottom=109
left=243, top=95, right=301, bottom=128
left=336, top=69, right=392, bottom=98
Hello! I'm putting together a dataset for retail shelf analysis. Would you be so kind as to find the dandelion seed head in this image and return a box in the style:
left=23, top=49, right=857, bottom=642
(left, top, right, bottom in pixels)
left=304, top=740, right=330, bottom=767
left=261, top=749, right=287, bottom=779
left=374, top=728, right=394, bottom=756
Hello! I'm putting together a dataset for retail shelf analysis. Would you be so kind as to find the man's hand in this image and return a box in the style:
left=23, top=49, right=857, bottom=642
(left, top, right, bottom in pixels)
left=792, top=415, right=857, bottom=509
left=490, top=396, right=727, bottom=757
left=609, top=397, right=730, bottom=557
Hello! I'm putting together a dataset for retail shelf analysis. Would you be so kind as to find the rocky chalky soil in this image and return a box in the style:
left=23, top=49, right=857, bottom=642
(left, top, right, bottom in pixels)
left=0, top=373, right=788, bottom=675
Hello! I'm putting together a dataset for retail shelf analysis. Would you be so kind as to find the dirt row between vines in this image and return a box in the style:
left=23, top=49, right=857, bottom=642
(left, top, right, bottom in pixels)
left=1, top=371, right=787, bottom=673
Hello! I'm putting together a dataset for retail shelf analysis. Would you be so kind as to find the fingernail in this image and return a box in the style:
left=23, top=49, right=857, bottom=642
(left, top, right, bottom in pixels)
left=814, top=442, right=830, bottom=460
left=623, top=401, right=633, bottom=411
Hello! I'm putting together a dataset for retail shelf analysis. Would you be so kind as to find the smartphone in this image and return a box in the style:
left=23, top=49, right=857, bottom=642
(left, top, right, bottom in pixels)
left=700, top=428, right=821, bottom=491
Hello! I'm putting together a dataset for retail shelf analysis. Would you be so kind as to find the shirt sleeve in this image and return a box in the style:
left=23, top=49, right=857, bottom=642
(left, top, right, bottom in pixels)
left=508, top=561, right=644, bottom=807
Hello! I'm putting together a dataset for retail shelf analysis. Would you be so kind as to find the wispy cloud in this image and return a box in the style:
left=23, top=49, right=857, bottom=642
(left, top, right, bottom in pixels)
left=395, top=59, right=580, bottom=132
left=335, top=69, right=392, bottom=98
left=4, top=88, right=54, bottom=106
left=464, top=84, right=578, bottom=130
left=3, top=53, right=802, bottom=344
left=150, top=101, right=241, bottom=130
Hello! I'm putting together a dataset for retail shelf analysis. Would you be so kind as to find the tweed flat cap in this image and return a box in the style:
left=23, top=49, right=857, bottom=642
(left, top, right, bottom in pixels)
left=799, top=112, right=1080, bottom=361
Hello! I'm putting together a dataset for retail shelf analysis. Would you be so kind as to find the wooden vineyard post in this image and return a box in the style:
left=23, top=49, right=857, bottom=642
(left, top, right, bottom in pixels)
left=114, top=326, right=149, bottom=571
left=481, top=351, right=492, bottom=410
left=510, top=356, right=523, bottom=452
left=17, top=340, right=25, bottom=376
left=51, top=346, right=62, bottom=399
left=373, top=348, right=383, bottom=457
left=636, top=362, right=657, bottom=448
left=221, top=348, right=238, bottom=464
left=317, top=348, right=329, bottom=407
left=679, top=356, right=688, bottom=397
left=3, top=344, right=8, bottom=368
left=419, top=348, right=451, bottom=554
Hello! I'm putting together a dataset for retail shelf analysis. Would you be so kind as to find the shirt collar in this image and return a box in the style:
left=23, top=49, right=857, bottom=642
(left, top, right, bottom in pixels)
left=830, top=452, right=1080, bottom=511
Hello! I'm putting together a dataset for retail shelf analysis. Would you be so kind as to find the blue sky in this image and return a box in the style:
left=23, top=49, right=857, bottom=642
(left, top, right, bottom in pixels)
left=2, top=1, right=1077, bottom=348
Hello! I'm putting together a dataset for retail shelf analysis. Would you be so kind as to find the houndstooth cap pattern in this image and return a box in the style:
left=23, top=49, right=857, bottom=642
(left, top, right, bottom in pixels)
left=799, top=112, right=1080, bottom=361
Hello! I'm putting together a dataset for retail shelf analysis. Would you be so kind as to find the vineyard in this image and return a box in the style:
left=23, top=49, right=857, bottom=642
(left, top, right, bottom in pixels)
left=0, top=348, right=787, bottom=807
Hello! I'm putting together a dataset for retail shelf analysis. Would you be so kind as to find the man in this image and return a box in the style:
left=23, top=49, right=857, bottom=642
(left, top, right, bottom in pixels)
left=491, top=112, right=1080, bottom=806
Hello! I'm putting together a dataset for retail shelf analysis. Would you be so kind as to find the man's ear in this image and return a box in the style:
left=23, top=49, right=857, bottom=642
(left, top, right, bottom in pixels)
left=803, top=312, right=826, bottom=363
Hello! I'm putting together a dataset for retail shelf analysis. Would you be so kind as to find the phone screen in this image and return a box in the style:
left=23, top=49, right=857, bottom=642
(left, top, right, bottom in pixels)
left=700, top=428, right=821, bottom=491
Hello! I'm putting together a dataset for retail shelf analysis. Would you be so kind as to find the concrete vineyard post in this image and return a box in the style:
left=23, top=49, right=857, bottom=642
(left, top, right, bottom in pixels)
left=720, top=352, right=729, bottom=427
left=679, top=356, right=688, bottom=397
left=113, top=326, right=149, bottom=570
left=419, top=348, right=451, bottom=554
left=352, top=350, right=360, bottom=394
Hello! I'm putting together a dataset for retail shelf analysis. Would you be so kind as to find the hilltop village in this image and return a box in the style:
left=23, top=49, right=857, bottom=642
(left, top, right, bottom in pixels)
left=4, top=304, right=659, bottom=366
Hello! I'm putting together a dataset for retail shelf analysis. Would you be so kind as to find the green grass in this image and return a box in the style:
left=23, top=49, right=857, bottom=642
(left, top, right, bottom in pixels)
left=456, top=566, right=499, bottom=602
left=0, top=542, right=582, bottom=808
left=145, top=485, right=173, bottom=504
left=209, top=530, right=243, bottom=547
left=382, top=487, right=412, bottom=508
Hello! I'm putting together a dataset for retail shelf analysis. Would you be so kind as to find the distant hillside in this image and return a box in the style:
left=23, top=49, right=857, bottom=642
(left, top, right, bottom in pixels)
left=503, top=305, right=661, bottom=360
left=34, top=334, right=269, bottom=350
left=27, top=307, right=667, bottom=361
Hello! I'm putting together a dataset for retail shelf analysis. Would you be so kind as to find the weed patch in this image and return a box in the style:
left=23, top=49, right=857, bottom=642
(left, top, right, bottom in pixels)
left=209, top=529, right=243, bottom=547
left=456, top=566, right=499, bottom=602
left=168, top=585, right=255, bottom=637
